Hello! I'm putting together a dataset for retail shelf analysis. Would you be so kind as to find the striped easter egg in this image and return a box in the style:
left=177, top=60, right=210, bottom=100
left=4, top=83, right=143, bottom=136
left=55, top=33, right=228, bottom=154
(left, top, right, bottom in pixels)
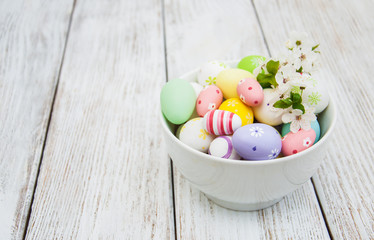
left=203, top=110, right=242, bottom=135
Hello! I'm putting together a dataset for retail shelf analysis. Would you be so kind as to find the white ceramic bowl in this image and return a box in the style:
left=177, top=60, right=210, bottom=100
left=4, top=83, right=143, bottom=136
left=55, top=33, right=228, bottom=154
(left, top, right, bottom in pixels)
left=160, top=61, right=337, bottom=211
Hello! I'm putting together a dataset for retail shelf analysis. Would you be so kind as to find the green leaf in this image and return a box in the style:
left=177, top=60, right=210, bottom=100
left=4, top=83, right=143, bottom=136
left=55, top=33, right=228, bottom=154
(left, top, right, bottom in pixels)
left=312, top=44, right=320, bottom=51
left=296, top=66, right=303, bottom=73
left=292, top=103, right=305, bottom=113
left=266, top=60, right=280, bottom=75
left=257, top=73, right=277, bottom=88
left=290, top=92, right=302, bottom=104
left=273, top=98, right=293, bottom=109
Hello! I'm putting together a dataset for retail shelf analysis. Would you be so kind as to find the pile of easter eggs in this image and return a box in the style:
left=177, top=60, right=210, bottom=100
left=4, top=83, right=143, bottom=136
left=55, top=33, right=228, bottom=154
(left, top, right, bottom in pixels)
left=160, top=57, right=328, bottom=161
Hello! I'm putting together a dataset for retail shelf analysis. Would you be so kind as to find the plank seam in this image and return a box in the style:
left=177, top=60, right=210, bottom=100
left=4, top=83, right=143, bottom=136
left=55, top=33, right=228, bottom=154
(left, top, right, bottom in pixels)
left=161, top=0, right=176, bottom=239
left=250, top=0, right=272, bottom=56
left=21, top=0, right=78, bottom=239
left=311, top=178, right=333, bottom=239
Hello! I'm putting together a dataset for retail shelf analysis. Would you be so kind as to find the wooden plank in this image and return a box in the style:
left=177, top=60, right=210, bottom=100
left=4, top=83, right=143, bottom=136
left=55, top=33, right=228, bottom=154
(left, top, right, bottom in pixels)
left=163, top=0, right=330, bottom=238
left=25, top=0, right=174, bottom=239
left=0, top=0, right=74, bottom=239
left=253, top=0, right=374, bottom=238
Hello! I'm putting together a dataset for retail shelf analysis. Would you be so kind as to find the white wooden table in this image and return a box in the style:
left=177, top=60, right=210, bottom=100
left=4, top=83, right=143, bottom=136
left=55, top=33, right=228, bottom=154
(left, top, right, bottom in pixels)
left=1, top=0, right=373, bottom=239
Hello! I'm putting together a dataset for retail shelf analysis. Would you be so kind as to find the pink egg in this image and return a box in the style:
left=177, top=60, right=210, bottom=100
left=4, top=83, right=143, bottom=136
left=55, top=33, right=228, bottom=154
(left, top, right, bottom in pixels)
left=237, top=78, right=264, bottom=107
left=196, top=85, right=223, bottom=117
left=203, top=110, right=242, bottom=135
left=281, top=129, right=316, bottom=156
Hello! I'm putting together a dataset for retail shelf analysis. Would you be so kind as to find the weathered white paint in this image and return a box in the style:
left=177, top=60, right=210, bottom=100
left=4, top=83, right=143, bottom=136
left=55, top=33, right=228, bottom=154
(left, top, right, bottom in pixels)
left=254, top=0, right=374, bottom=238
left=0, top=0, right=74, bottom=239
left=25, top=0, right=174, bottom=239
left=164, top=0, right=330, bottom=238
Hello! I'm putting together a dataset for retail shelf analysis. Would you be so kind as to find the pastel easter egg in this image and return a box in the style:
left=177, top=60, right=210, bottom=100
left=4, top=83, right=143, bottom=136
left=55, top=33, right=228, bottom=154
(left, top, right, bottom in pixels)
left=237, top=78, right=264, bottom=107
left=219, top=98, right=254, bottom=126
left=302, top=78, right=329, bottom=114
left=208, top=136, right=241, bottom=160
left=196, top=85, right=223, bottom=117
left=197, top=61, right=229, bottom=87
left=216, top=69, right=253, bottom=99
left=190, top=82, right=204, bottom=97
left=281, top=129, right=316, bottom=156
left=237, top=55, right=266, bottom=73
left=161, top=79, right=196, bottom=124
left=179, top=118, right=215, bottom=153
left=232, top=123, right=282, bottom=160
left=203, top=110, right=242, bottom=135
left=282, top=120, right=321, bottom=142
left=253, top=88, right=284, bottom=126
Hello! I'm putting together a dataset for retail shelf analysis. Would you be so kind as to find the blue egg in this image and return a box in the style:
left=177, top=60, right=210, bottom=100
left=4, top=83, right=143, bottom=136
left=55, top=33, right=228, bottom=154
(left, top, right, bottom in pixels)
left=281, top=120, right=321, bottom=142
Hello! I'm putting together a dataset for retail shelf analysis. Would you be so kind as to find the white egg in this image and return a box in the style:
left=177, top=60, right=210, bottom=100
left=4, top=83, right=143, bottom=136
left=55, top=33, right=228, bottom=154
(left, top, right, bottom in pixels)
left=253, top=88, right=284, bottom=126
left=209, top=136, right=241, bottom=159
left=178, top=118, right=215, bottom=153
left=197, top=61, right=229, bottom=87
left=302, top=78, right=329, bottom=114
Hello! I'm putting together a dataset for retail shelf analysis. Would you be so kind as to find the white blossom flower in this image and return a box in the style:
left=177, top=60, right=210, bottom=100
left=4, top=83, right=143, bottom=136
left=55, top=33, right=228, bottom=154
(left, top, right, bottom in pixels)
left=282, top=108, right=316, bottom=133
left=285, top=31, right=312, bottom=50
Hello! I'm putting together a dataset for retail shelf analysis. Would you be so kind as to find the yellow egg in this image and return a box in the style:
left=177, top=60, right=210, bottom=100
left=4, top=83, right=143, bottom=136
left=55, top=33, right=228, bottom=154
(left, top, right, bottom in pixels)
left=216, top=69, right=253, bottom=99
left=219, top=98, right=254, bottom=126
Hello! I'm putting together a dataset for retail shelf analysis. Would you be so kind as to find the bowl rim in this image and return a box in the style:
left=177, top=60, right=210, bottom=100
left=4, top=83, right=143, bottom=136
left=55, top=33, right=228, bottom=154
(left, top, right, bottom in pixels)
left=160, top=61, right=337, bottom=166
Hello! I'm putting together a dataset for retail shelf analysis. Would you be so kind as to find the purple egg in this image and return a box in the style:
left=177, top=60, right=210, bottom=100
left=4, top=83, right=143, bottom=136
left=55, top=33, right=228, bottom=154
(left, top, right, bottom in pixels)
left=232, top=123, right=282, bottom=160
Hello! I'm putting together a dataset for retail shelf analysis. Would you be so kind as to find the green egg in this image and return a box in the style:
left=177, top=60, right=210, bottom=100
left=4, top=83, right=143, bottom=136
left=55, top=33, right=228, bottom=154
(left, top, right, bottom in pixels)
left=160, top=79, right=196, bottom=125
left=237, top=55, right=266, bottom=73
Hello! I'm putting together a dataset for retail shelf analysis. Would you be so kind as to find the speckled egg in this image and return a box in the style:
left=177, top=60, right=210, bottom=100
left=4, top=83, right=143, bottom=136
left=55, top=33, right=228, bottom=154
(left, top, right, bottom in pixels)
left=219, top=98, right=254, bottom=126
left=281, top=129, right=316, bottom=156
left=203, top=110, right=242, bottom=135
left=237, top=55, right=266, bottom=73
left=197, top=61, right=229, bottom=87
left=237, top=78, right=264, bottom=107
left=302, top=77, right=329, bottom=114
left=216, top=69, right=253, bottom=99
left=232, top=123, right=282, bottom=160
left=253, top=88, right=284, bottom=126
left=208, top=136, right=241, bottom=160
left=282, top=120, right=321, bottom=142
left=196, top=85, right=223, bottom=117
left=178, top=118, right=215, bottom=153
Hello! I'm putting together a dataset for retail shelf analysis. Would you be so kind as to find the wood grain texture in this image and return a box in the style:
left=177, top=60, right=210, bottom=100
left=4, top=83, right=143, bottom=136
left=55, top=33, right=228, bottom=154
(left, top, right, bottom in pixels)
left=0, top=0, right=74, bottom=239
left=25, top=0, right=174, bottom=239
left=164, top=0, right=329, bottom=238
left=253, top=0, right=374, bottom=238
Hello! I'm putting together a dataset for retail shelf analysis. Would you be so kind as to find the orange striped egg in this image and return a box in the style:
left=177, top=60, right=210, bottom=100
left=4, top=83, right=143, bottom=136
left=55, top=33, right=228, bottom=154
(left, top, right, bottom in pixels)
left=203, top=110, right=242, bottom=135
